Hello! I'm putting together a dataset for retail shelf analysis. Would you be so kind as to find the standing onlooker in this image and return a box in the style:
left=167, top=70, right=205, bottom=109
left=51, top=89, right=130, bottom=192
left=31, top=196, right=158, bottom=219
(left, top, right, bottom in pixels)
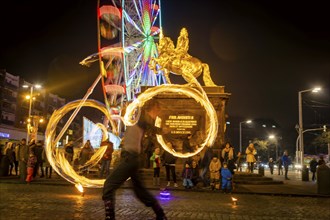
left=268, top=158, right=275, bottom=175
left=200, top=147, right=213, bottom=187
left=79, top=140, right=94, bottom=174
left=42, top=148, right=53, bottom=178
left=79, top=140, right=94, bottom=164
left=209, top=154, right=221, bottom=190
left=318, top=156, right=326, bottom=166
left=150, top=147, right=161, bottom=186
left=99, top=139, right=114, bottom=178
left=276, top=157, right=283, bottom=175
left=282, top=150, right=291, bottom=180
left=26, top=148, right=37, bottom=184
left=12, top=143, right=19, bottom=175
left=245, top=143, right=257, bottom=173
left=221, top=162, right=233, bottom=193
left=221, top=142, right=236, bottom=174
left=1, top=142, right=14, bottom=176
left=191, top=159, right=201, bottom=187
left=235, top=151, right=243, bottom=172
left=182, top=161, right=193, bottom=189
left=18, top=138, right=29, bottom=182
left=64, top=141, right=74, bottom=165
left=34, top=140, right=45, bottom=178
left=143, top=133, right=154, bottom=169
left=309, top=157, right=318, bottom=181
left=161, top=146, right=178, bottom=187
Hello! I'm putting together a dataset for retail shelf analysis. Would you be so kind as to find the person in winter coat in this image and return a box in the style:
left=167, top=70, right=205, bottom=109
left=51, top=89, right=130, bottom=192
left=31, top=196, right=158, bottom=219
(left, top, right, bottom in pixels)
left=282, top=150, right=291, bottom=180
left=209, top=154, right=221, bottom=190
left=26, top=148, right=37, bottom=184
left=161, top=145, right=178, bottom=187
left=221, top=163, right=233, bottom=193
left=245, top=143, right=257, bottom=173
left=221, top=142, right=236, bottom=174
left=150, top=147, right=161, bottom=186
left=182, top=161, right=193, bottom=189
left=268, top=158, right=275, bottom=175
left=309, top=157, right=318, bottom=181
left=99, top=139, right=114, bottom=178
left=200, top=147, right=213, bottom=187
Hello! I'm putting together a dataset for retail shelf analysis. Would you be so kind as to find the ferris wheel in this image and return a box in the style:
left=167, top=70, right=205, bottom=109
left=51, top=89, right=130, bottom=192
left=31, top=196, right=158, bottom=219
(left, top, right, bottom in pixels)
left=97, top=0, right=165, bottom=106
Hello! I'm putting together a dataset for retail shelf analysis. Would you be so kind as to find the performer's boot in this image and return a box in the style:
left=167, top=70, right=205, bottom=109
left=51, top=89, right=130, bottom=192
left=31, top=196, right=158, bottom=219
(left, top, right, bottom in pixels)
left=152, top=202, right=167, bottom=220
left=104, top=200, right=115, bottom=220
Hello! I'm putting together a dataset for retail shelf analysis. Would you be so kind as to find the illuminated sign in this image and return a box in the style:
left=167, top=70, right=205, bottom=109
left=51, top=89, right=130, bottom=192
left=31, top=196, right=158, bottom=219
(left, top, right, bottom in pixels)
left=163, top=113, right=202, bottom=135
left=83, top=117, right=103, bottom=148
left=83, top=117, right=121, bottom=149
left=0, top=132, right=10, bottom=138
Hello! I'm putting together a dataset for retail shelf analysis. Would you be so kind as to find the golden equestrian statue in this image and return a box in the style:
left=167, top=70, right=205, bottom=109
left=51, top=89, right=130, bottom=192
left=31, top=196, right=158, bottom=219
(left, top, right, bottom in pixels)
left=150, top=27, right=216, bottom=86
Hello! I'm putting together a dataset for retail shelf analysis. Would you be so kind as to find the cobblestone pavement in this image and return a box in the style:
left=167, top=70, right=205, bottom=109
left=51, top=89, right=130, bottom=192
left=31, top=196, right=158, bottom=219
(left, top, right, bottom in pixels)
left=1, top=182, right=330, bottom=220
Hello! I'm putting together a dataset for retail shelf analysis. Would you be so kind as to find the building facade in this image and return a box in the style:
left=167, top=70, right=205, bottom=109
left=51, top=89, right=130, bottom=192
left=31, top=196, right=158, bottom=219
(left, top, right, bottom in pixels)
left=0, top=69, right=69, bottom=145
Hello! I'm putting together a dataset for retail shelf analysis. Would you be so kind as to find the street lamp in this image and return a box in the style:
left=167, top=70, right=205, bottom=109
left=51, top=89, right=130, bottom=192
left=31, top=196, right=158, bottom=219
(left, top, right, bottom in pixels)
left=239, top=120, right=252, bottom=153
left=298, top=87, right=321, bottom=167
left=268, top=135, right=278, bottom=161
left=23, top=84, right=42, bottom=142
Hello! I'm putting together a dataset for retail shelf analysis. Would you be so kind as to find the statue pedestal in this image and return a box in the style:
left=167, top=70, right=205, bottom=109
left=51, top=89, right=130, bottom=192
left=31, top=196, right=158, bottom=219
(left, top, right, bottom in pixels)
left=140, top=86, right=231, bottom=154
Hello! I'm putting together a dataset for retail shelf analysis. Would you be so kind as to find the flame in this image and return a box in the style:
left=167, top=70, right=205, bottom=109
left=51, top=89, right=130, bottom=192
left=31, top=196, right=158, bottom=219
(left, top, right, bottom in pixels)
left=231, top=197, right=237, bottom=202
left=75, top=183, right=84, bottom=193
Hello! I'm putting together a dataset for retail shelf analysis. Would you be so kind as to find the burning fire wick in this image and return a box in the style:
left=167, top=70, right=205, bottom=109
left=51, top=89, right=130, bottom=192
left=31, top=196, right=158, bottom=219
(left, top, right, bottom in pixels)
left=231, top=197, right=237, bottom=206
left=75, top=183, right=84, bottom=197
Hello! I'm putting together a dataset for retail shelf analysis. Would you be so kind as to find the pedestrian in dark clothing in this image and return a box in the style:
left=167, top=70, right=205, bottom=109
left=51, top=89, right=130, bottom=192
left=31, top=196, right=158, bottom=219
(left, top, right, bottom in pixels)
left=221, top=142, right=236, bottom=174
left=309, top=157, right=318, bottom=181
left=282, top=150, right=291, bottom=180
left=268, top=158, right=274, bottom=175
left=18, top=138, right=29, bottom=182
left=318, top=156, right=325, bottom=166
left=200, top=147, right=213, bottom=187
left=102, top=102, right=167, bottom=220
left=235, top=152, right=243, bottom=172
left=182, top=161, right=193, bottom=189
left=143, top=134, right=154, bottom=169
left=191, top=159, right=201, bottom=187
left=1, top=142, right=14, bottom=176
left=161, top=147, right=178, bottom=187
left=99, top=139, right=114, bottom=178
left=34, top=140, right=44, bottom=178
left=276, top=157, right=283, bottom=175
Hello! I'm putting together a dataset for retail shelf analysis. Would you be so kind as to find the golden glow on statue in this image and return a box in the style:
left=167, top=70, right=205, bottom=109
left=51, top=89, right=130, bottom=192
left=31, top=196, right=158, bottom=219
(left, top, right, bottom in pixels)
left=150, top=28, right=217, bottom=86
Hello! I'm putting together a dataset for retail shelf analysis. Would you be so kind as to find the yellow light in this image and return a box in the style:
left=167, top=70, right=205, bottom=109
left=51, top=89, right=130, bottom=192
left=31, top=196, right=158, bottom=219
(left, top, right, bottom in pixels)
left=312, top=87, right=321, bottom=93
left=26, top=95, right=31, bottom=100
left=39, top=118, right=44, bottom=123
left=231, top=197, right=238, bottom=206
left=75, top=183, right=84, bottom=193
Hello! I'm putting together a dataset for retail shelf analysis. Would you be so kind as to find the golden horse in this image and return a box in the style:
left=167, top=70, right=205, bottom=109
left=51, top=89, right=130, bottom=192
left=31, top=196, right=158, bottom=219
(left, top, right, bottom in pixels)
left=149, top=29, right=216, bottom=86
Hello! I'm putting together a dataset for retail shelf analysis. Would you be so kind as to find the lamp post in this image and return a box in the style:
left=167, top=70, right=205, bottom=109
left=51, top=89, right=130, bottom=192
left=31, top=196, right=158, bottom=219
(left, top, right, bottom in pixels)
left=239, top=120, right=252, bottom=153
left=23, top=84, right=42, bottom=142
left=298, top=87, right=321, bottom=167
left=268, top=135, right=278, bottom=161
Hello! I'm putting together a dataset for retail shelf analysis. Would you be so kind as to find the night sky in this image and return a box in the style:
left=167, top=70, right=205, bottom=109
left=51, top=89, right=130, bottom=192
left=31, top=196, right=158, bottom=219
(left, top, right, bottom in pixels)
left=1, top=0, right=329, bottom=139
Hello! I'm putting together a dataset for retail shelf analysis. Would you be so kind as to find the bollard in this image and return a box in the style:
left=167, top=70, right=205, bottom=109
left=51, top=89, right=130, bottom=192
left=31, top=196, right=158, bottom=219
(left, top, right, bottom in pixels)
left=317, top=164, right=330, bottom=195
left=302, top=165, right=309, bottom=181
left=258, top=166, right=264, bottom=176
